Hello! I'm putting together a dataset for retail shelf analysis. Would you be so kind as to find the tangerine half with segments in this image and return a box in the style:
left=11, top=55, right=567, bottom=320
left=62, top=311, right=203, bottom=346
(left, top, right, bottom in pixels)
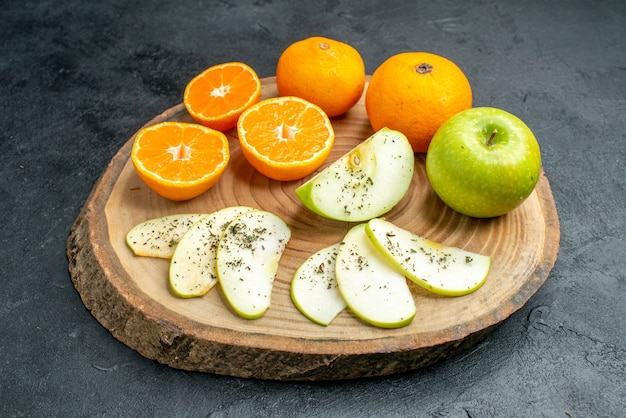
left=184, top=62, right=261, bottom=132
left=237, top=96, right=335, bottom=181
left=131, top=122, right=230, bottom=201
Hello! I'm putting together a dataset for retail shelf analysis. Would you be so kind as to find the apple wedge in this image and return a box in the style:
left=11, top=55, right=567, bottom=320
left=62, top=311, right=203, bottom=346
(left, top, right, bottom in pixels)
left=291, top=243, right=346, bottom=326
left=169, top=206, right=256, bottom=298
left=217, top=210, right=291, bottom=319
left=365, top=218, right=491, bottom=296
left=335, top=223, right=416, bottom=328
left=126, top=213, right=207, bottom=258
left=295, top=127, right=414, bottom=222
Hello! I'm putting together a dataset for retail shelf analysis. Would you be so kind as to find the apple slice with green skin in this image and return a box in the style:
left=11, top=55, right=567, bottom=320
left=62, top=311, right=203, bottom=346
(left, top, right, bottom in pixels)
left=217, top=210, right=291, bottom=319
left=126, top=213, right=207, bottom=258
left=291, top=243, right=346, bottom=326
left=169, top=206, right=256, bottom=298
left=365, top=218, right=491, bottom=296
left=295, top=127, right=414, bottom=222
left=335, top=223, right=416, bottom=328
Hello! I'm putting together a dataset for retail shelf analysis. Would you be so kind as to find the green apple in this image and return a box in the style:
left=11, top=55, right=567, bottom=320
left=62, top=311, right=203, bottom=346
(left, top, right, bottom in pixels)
left=295, top=127, right=414, bottom=222
left=426, top=107, right=541, bottom=218
left=169, top=206, right=256, bottom=298
left=126, top=213, right=207, bottom=258
left=365, top=218, right=491, bottom=296
left=217, top=210, right=291, bottom=319
left=335, top=223, right=416, bottom=328
left=290, top=243, right=346, bottom=326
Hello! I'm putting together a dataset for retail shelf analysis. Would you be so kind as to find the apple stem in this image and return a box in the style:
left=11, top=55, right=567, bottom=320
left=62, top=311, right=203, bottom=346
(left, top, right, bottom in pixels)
left=486, top=129, right=498, bottom=147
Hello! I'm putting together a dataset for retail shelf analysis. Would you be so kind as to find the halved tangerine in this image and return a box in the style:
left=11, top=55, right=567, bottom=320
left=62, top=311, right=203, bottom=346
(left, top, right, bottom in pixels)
left=184, top=62, right=261, bottom=132
left=131, top=122, right=230, bottom=201
left=237, top=96, right=335, bottom=181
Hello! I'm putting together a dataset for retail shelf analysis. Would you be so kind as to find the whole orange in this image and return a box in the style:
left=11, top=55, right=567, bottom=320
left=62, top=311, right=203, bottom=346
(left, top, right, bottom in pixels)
left=365, top=52, right=472, bottom=153
left=276, top=36, right=365, bottom=117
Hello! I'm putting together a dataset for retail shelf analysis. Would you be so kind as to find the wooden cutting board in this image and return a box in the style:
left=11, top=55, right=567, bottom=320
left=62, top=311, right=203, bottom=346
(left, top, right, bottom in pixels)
left=67, top=78, right=560, bottom=381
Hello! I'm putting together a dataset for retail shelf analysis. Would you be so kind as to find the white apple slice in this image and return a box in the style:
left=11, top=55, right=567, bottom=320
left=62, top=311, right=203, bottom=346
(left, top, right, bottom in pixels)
left=126, top=213, right=207, bottom=258
left=291, top=243, right=346, bottom=326
left=217, top=210, right=291, bottom=319
left=169, top=206, right=257, bottom=298
left=335, top=223, right=416, bottom=328
left=365, top=218, right=491, bottom=296
left=295, top=127, right=414, bottom=222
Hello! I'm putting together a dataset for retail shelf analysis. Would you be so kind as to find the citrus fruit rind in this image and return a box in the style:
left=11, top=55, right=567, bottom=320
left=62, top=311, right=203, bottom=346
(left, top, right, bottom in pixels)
left=365, top=51, right=472, bottom=153
left=276, top=36, right=365, bottom=117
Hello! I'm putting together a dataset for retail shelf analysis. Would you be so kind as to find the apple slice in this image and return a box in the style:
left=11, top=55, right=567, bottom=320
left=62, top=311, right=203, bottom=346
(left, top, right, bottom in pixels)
left=365, top=218, right=491, bottom=296
left=217, top=210, right=291, bottom=319
left=295, top=127, right=414, bottom=222
left=126, top=213, right=207, bottom=258
left=335, top=223, right=416, bottom=328
left=169, top=206, right=256, bottom=298
left=291, top=243, right=346, bottom=326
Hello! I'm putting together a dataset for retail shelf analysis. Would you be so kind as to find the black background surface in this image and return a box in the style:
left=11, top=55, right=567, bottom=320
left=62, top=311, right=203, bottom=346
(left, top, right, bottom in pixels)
left=2, top=0, right=625, bottom=416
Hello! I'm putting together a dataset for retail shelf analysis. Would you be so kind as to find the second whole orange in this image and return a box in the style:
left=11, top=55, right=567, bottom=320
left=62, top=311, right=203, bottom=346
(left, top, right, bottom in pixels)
left=365, top=52, right=473, bottom=153
left=276, top=36, right=366, bottom=117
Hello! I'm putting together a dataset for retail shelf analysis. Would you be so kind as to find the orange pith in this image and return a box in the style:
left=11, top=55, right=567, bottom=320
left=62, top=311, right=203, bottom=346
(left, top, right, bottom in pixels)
left=131, top=122, right=230, bottom=201
left=276, top=36, right=365, bottom=117
left=237, top=96, right=335, bottom=181
left=365, top=52, right=472, bottom=153
left=184, top=62, right=261, bottom=132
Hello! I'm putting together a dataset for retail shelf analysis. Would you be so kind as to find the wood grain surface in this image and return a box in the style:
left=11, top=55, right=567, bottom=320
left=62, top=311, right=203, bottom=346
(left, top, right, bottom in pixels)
left=67, top=78, right=560, bottom=380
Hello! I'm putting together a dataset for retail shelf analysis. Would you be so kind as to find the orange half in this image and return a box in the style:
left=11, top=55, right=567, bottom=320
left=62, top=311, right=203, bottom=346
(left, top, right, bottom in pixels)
left=131, top=122, right=230, bottom=201
left=184, top=62, right=261, bottom=132
left=237, top=96, right=335, bottom=181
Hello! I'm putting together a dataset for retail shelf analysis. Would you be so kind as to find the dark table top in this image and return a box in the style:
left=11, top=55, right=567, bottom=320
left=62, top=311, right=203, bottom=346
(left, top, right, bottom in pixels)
left=2, top=0, right=625, bottom=416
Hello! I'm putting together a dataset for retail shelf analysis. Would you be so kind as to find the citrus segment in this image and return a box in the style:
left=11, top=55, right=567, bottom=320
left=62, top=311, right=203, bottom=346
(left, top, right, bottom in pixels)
left=365, top=52, right=472, bottom=153
left=237, top=96, right=335, bottom=181
left=276, top=36, right=365, bottom=117
left=131, top=121, right=230, bottom=201
left=184, top=62, right=261, bottom=132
